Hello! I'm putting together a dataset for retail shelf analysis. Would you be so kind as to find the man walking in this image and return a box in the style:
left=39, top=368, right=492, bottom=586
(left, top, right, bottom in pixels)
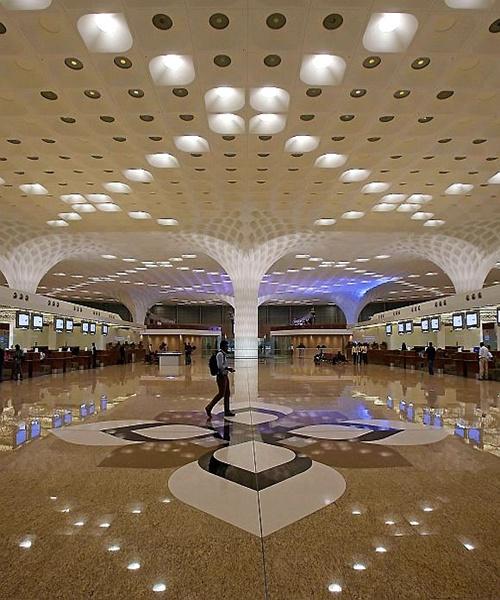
left=205, top=340, right=235, bottom=418
left=425, top=341, right=436, bottom=375
left=478, top=342, right=491, bottom=380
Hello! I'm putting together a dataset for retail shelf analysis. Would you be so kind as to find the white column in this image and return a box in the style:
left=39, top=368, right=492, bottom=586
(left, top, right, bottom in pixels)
left=233, top=283, right=260, bottom=359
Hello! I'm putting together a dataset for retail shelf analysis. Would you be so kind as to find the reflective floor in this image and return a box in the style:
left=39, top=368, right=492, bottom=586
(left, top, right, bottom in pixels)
left=0, top=359, right=499, bottom=599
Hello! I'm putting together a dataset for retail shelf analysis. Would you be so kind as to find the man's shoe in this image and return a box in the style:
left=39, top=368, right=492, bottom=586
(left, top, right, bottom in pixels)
left=205, top=406, right=212, bottom=419
left=224, top=411, right=236, bottom=417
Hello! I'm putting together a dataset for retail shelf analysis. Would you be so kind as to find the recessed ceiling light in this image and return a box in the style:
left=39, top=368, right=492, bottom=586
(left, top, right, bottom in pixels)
left=209, top=13, right=229, bottom=29
left=64, top=57, right=83, bottom=70
left=77, top=13, right=133, bottom=53
left=97, top=203, right=121, bottom=212
left=375, top=254, right=390, bottom=259
left=362, top=181, right=391, bottom=193
left=397, top=203, right=419, bottom=212
left=418, top=116, right=433, bottom=123
left=394, top=89, right=410, bottom=98
left=0, top=22, right=6, bottom=35
left=411, top=212, right=434, bottom=220
left=487, top=171, right=500, bottom=184
left=174, top=136, right=210, bottom=153
left=250, top=87, right=290, bottom=112
left=19, top=183, right=48, bottom=195
left=314, top=154, right=348, bottom=168
left=284, top=136, right=319, bottom=153
left=489, top=18, right=500, bottom=33
left=47, top=220, right=69, bottom=227
left=411, top=57, right=430, bottom=69
left=314, top=218, right=336, bottom=226
left=342, top=211, right=365, bottom=219
left=58, top=212, right=82, bottom=221
left=264, top=54, right=281, bottom=67
left=437, top=90, right=454, bottom=99
left=363, top=55, right=381, bottom=68
left=445, top=183, right=473, bottom=194
left=323, top=13, right=343, bottom=30
left=350, top=88, right=366, bottom=97
left=214, top=54, right=231, bottom=67
left=266, top=13, right=286, bottom=29
left=300, top=54, right=346, bottom=85
left=114, top=56, right=132, bottom=69
left=40, top=90, right=58, bottom=100
left=123, top=168, right=153, bottom=183
left=103, top=182, right=131, bottom=193
left=157, top=218, right=179, bottom=226
left=149, top=54, right=195, bottom=86
left=84, top=89, right=101, bottom=99
left=339, top=114, right=355, bottom=122
left=128, top=211, right=151, bottom=220
left=372, top=203, right=397, bottom=212
left=152, top=583, right=167, bottom=593
left=340, top=169, right=371, bottom=182
left=379, top=115, right=394, bottom=123
left=128, top=88, right=144, bottom=98
left=424, top=219, right=445, bottom=227
left=363, top=13, right=419, bottom=52
left=328, top=583, right=342, bottom=593
left=73, top=203, right=96, bottom=213
left=352, top=563, right=366, bottom=571
left=152, top=13, right=173, bottom=30
left=146, top=153, right=179, bottom=168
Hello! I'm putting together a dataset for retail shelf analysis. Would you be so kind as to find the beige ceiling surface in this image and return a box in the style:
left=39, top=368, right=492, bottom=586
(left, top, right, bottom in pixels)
left=0, top=0, right=499, bottom=309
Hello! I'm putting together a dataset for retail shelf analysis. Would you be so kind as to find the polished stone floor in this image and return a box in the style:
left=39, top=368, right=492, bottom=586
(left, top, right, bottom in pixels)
left=0, top=358, right=499, bottom=599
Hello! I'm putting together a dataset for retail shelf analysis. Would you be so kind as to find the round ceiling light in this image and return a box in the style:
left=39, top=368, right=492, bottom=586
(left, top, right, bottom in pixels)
left=306, top=88, right=322, bottom=97
left=100, top=115, right=115, bottom=123
left=394, top=89, right=410, bottom=98
left=128, top=89, right=144, bottom=98
left=339, top=114, right=355, bottom=121
left=84, top=89, right=101, bottom=99
left=437, top=90, right=454, bottom=99
left=418, top=116, right=433, bottom=123
left=0, top=22, right=6, bottom=35
left=264, top=54, right=281, bottom=67
left=489, top=18, right=500, bottom=33
left=64, top=57, right=83, bottom=70
left=41, top=90, right=58, bottom=100
left=179, top=114, right=194, bottom=121
left=60, top=117, right=76, bottom=123
left=139, top=114, right=154, bottom=122
left=114, top=56, right=132, bottom=69
left=152, top=14, right=173, bottom=30
left=379, top=115, right=394, bottom=122
left=411, top=56, right=430, bottom=70
left=363, top=55, right=381, bottom=68
left=209, top=13, right=229, bottom=29
left=214, top=54, right=231, bottom=67
left=350, top=88, right=366, bottom=98
left=300, top=114, right=315, bottom=121
left=173, top=88, right=188, bottom=97
left=323, top=13, right=343, bottom=30
left=266, top=13, right=286, bottom=29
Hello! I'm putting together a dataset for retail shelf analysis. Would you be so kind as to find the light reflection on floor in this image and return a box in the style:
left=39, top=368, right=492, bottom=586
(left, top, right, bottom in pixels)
left=0, top=358, right=499, bottom=599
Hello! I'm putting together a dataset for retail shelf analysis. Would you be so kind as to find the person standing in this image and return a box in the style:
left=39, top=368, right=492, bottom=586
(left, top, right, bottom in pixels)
left=361, top=343, right=368, bottom=365
left=91, top=342, right=97, bottom=369
left=478, top=342, right=491, bottom=380
left=352, top=343, right=358, bottom=365
left=205, top=340, right=235, bottom=418
left=184, top=341, right=195, bottom=365
left=11, top=344, right=24, bottom=381
left=425, top=342, right=436, bottom=375
left=0, top=346, right=4, bottom=381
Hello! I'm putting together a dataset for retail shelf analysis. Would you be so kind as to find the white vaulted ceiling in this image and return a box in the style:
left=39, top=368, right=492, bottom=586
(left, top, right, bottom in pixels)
left=0, top=0, right=499, bottom=311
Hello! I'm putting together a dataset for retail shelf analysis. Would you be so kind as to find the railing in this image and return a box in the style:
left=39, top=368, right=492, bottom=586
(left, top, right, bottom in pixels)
left=145, top=322, right=222, bottom=331
left=270, top=323, right=347, bottom=331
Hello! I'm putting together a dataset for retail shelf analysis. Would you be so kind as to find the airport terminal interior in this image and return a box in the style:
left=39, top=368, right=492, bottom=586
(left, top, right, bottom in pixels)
left=0, top=1, right=499, bottom=599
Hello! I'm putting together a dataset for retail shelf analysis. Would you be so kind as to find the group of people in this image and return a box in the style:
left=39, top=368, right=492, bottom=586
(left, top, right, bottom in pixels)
left=352, top=343, right=369, bottom=365
left=424, top=341, right=493, bottom=378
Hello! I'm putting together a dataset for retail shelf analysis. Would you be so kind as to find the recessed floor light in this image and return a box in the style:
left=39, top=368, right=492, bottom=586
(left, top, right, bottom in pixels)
left=152, top=14, right=173, bottom=30
left=209, top=13, right=229, bottom=29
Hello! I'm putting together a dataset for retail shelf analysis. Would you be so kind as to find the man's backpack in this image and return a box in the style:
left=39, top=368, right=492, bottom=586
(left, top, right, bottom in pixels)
left=208, top=352, right=219, bottom=376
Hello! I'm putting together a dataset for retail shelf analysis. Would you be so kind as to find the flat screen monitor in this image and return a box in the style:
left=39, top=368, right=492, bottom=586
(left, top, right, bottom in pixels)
left=81, top=322, right=89, bottom=334
left=431, top=317, right=440, bottom=331
left=63, top=411, right=72, bottom=426
left=454, top=423, right=466, bottom=438
left=406, top=404, right=415, bottom=422
left=32, top=314, right=44, bottom=331
left=79, top=403, right=88, bottom=418
left=54, top=317, right=64, bottom=332
left=16, top=311, right=30, bottom=329
left=405, top=321, right=413, bottom=333
left=452, top=313, right=464, bottom=330
left=468, top=427, right=482, bottom=446
left=385, top=324, right=392, bottom=335
left=30, top=420, right=41, bottom=440
left=497, top=307, right=500, bottom=326
left=65, top=319, right=74, bottom=332
left=52, top=414, right=63, bottom=429
left=422, top=409, right=431, bottom=426
left=434, top=414, right=443, bottom=428
left=102, top=324, right=109, bottom=336
left=421, top=318, right=429, bottom=332
left=89, top=322, right=96, bottom=335
left=465, top=311, right=479, bottom=329
left=88, top=402, right=96, bottom=415
left=14, top=423, right=27, bottom=447
left=398, top=322, right=405, bottom=334
left=100, top=395, right=108, bottom=411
